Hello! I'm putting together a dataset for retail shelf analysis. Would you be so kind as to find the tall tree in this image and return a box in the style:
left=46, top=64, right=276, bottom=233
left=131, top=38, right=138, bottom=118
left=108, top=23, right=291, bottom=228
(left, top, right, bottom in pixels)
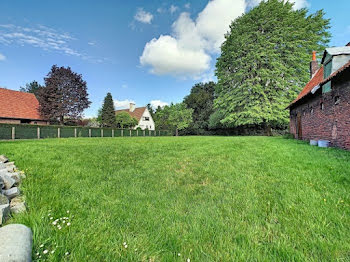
left=183, top=82, right=216, bottom=134
left=215, top=0, right=330, bottom=135
left=19, top=81, right=43, bottom=96
left=101, top=93, right=117, bottom=127
left=115, top=112, right=138, bottom=129
left=37, top=65, right=91, bottom=124
left=168, top=103, right=193, bottom=136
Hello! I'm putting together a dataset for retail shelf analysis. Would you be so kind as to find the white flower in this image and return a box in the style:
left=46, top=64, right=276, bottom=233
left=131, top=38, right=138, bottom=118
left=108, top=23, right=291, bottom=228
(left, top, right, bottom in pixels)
left=187, top=258, right=190, bottom=262
left=43, top=250, right=48, bottom=254
left=40, top=244, right=44, bottom=248
left=178, top=253, right=181, bottom=256
left=67, top=222, right=71, bottom=226
left=63, top=220, right=66, bottom=224
left=50, top=217, right=53, bottom=220
left=124, top=245, right=128, bottom=248
left=123, top=242, right=126, bottom=245
left=52, top=221, right=57, bottom=225
left=65, top=252, right=69, bottom=256
left=67, top=210, right=70, bottom=213
left=36, top=252, right=39, bottom=256
left=51, top=250, right=55, bottom=254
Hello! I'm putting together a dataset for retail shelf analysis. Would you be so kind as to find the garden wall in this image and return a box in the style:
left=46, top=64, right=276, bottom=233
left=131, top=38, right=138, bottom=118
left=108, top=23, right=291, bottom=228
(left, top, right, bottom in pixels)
left=0, top=124, right=169, bottom=141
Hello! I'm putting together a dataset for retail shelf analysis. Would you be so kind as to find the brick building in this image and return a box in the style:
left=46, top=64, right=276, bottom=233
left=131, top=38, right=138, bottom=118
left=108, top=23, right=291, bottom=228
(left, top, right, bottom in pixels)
left=0, top=88, right=48, bottom=125
left=287, top=44, right=350, bottom=150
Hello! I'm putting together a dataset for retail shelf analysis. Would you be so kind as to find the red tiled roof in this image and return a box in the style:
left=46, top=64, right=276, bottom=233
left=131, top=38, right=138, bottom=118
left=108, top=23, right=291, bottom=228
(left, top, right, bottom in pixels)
left=288, top=67, right=324, bottom=108
left=0, top=88, right=44, bottom=120
left=320, top=60, right=350, bottom=85
left=115, top=107, right=146, bottom=121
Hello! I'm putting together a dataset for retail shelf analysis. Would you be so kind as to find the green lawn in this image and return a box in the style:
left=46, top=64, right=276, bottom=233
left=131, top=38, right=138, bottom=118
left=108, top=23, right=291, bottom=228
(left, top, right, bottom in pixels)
left=1, top=136, right=349, bottom=261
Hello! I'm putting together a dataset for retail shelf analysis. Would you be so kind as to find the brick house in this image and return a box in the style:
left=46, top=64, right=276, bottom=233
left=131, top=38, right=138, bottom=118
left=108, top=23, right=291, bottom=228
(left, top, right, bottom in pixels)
left=0, top=88, right=48, bottom=125
left=115, top=103, right=155, bottom=130
left=287, top=44, right=350, bottom=150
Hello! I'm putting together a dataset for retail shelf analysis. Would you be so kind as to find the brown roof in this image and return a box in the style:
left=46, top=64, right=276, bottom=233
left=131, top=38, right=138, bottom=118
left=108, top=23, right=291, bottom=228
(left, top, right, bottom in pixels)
left=115, top=107, right=146, bottom=121
left=0, top=88, right=44, bottom=120
left=287, top=67, right=324, bottom=108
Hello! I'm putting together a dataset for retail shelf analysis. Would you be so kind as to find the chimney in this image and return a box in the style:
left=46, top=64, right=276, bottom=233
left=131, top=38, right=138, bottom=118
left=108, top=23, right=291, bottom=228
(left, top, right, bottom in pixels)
left=310, top=51, right=319, bottom=78
left=129, top=102, right=136, bottom=112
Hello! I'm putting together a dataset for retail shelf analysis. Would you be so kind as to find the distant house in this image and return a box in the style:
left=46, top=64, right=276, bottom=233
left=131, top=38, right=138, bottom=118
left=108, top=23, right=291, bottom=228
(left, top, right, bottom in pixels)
left=0, top=88, right=48, bottom=125
left=287, top=43, right=350, bottom=150
left=115, top=103, right=155, bottom=130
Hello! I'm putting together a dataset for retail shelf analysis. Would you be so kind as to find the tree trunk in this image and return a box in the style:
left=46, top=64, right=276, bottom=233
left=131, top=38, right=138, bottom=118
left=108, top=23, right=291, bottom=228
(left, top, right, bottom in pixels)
left=60, top=115, right=64, bottom=125
left=176, top=128, right=179, bottom=136
left=265, top=123, right=272, bottom=136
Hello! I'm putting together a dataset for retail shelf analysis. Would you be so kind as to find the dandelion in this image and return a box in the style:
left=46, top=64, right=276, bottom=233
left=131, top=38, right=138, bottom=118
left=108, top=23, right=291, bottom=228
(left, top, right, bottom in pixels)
left=43, top=250, right=48, bottom=254
left=324, top=198, right=327, bottom=202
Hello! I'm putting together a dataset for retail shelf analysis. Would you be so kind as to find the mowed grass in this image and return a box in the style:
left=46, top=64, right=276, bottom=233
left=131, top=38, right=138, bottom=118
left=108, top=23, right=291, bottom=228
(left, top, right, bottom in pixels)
left=1, top=136, right=349, bottom=261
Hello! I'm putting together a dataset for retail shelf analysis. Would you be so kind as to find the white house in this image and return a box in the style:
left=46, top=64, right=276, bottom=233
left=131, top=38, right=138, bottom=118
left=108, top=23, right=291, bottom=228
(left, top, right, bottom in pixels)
left=115, top=103, right=155, bottom=130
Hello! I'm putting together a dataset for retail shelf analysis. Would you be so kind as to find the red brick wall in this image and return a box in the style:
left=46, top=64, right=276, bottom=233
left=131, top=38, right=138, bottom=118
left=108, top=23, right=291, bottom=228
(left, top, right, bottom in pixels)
left=290, top=77, right=350, bottom=150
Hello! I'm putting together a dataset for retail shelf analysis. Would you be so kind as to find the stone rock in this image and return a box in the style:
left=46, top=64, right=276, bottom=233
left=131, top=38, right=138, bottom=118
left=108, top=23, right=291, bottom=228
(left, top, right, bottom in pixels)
left=9, top=173, right=21, bottom=185
left=5, top=165, right=16, bottom=173
left=0, top=176, right=4, bottom=190
left=0, top=155, right=9, bottom=163
left=3, top=187, right=20, bottom=200
left=0, top=173, right=16, bottom=190
left=0, top=204, right=10, bottom=225
left=4, top=162, right=15, bottom=167
left=0, top=224, right=33, bottom=262
left=10, top=197, right=26, bottom=214
left=0, top=194, right=9, bottom=205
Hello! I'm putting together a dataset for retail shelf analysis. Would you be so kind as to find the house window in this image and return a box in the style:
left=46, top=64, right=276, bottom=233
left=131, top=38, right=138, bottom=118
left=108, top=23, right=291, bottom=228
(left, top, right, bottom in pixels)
left=144, top=117, right=150, bottom=121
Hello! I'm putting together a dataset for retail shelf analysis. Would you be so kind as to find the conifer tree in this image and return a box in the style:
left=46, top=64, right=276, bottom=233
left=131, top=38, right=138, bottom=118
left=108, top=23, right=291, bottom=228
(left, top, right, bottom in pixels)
left=215, top=0, right=330, bottom=134
left=101, top=92, right=117, bottom=127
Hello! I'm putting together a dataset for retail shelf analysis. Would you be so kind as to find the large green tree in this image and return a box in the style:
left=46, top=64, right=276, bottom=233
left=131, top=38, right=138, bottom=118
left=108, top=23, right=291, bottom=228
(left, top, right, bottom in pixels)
left=115, top=112, right=138, bottom=129
left=19, top=80, right=43, bottom=96
left=183, top=81, right=215, bottom=134
left=215, top=0, right=330, bottom=135
left=101, top=93, right=117, bottom=127
left=168, top=103, right=193, bottom=136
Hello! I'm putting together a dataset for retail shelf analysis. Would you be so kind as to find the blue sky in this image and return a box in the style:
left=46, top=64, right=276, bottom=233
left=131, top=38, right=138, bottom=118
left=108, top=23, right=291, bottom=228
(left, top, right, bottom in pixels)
left=0, top=0, right=349, bottom=118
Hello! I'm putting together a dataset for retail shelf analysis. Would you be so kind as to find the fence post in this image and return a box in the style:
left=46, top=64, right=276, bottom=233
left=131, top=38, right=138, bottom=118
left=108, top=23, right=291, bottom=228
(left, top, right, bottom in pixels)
left=74, top=128, right=77, bottom=138
left=57, top=127, right=60, bottom=138
left=11, top=127, right=15, bottom=140
left=89, top=129, right=91, bottom=137
left=112, top=129, right=114, bottom=137
left=137, top=130, right=138, bottom=136
left=37, top=127, right=40, bottom=139
left=143, top=130, right=145, bottom=136
left=101, top=129, right=103, bottom=137
left=129, top=129, right=131, bottom=137
left=121, top=129, right=124, bottom=137
left=159, top=130, right=161, bottom=136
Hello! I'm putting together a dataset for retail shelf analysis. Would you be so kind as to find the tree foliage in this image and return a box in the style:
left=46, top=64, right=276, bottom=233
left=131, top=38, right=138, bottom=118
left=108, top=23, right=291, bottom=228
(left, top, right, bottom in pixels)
left=37, top=65, right=91, bottom=124
left=115, top=112, right=138, bottom=129
left=215, top=0, right=330, bottom=134
left=183, top=81, right=215, bottom=134
left=19, top=80, right=43, bottom=96
left=101, top=92, right=117, bottom=127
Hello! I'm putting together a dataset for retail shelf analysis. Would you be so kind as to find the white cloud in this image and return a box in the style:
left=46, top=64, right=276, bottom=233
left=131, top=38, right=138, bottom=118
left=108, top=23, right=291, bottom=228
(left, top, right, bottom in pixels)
left=134, top=8, right=153, bottom=24
left=150, top=100, right=169, bottom=109
left=169, top=5, right=179, bottom=14
left=114, top=99, right=135, bottom=109
left=0, top=24, right=103, bottom=62
left=121, top=84, right=128, bottom=89
left=184, top=3, right=191, bottom=9
left=0, top=53, right=5, bottom=61
left=157, top=7, right=165, bottom=13
left=140, top=0, right=245, bottom=79
left=140, top=35, right=211, bottom=77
